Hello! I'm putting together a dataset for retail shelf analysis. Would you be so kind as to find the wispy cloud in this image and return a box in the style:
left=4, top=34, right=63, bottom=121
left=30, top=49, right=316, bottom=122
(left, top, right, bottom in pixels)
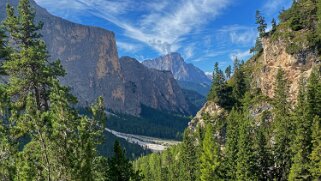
left=35, top=0, right=230, bottom=54
left=117, top=41, right=142, bottom=53
left=218, top=25, right=257, bottom=46
left=229, top=49, right=251, bottom=61
left=262, top=0, right=292, bottom=16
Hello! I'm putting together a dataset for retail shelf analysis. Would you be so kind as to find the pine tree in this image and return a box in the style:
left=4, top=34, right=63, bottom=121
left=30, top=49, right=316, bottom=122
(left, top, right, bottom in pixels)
left=309, top=116, right=321, bottom=180
left=200, top=124, right=222, bottom=181
left=223, top=108, right=239, bottom=180
left=208, top=62, right=233, bottom=109
left=271, top=18, right=277, bottom=33
left=256, top=10, right=267, bottom=38
left=1, top=1, right=107, bottom=180
left=107, top=140, right=143, bottom=181
left=253, top=124, right=272, bottom=180
left=232, top=58, right=246, bottom=103
left=181, top=129, right=199, bottom=181
left=272, top=68, right=292, bottom=180
left=236, top=110, right=257, bottom=181
left=0, top=26, right=8, bottom=60
left=225, top=65, right=232, bottom=79
left=289, top=77, right=311, bottom=180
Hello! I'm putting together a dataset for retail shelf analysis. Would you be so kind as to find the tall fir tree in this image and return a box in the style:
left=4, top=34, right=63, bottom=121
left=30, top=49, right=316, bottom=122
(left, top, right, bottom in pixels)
left=107, top=140, right=143, bottom=181
left=256, top=10, right=267, bottom=37
left=236, top=110, right=257, bottom=181
left=309, top=116, right=321, bottom=180
left=223, top=108, right=239, bottom=180
left=232, top=57, right=246, bottom=104
left=272, top=68, right=292, bottom=180
left=289, top=77, right=311, bottom=180
left=200, top=124, right=222, bottom=181
left=225, top=65, right=232, bottom=79
left=181, top=129, right=199, bottom=181
left=1, top=0, right=107, bottom=180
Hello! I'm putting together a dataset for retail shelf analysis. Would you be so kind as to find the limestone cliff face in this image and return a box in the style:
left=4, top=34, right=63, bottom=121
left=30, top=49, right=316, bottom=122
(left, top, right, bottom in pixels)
left=0, top=0, right=193, bottom=116
left=189, top=36, right=320, bottom=129
left=142, top=52, right=211, bottom=96
left=257, top=38, right=318, bottom=101
left=120, top=57, right=192, bottom=115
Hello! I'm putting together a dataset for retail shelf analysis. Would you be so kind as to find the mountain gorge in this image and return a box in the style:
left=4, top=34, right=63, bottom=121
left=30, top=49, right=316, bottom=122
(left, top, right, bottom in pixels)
left=143, top=52, right=211, bottom=96
left=0, top=0, right=194, bottom=116
left=134, top=1, right=321, bottom=180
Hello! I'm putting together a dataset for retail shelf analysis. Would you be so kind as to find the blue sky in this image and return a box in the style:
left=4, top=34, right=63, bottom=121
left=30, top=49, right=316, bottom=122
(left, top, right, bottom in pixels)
left=34, top=0, right=292, bottom=73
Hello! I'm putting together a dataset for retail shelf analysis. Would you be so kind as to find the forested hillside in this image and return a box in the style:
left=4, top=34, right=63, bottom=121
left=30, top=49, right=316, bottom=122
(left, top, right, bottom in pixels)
left=0, top=0, right=142, bottom=180
left=134, top=0, right=321, bottom=180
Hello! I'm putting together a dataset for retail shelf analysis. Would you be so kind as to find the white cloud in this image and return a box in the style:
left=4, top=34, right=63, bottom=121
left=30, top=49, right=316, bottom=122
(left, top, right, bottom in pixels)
left=117, top=42, right=141, bottom=53
left=218, top=25, right=257, bottom=46
left=35, top=0, right=230, bottom=54
left=229, top=49, right=251, bottom=61
left=263, top=0, right=292, bottom=16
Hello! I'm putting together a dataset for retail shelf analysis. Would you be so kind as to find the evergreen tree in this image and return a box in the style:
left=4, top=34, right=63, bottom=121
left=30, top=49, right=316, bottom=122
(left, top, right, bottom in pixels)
left=309, top=116, right=321, bottom=180
left=181, top=129, right=199, bottom=181
left=225, top=65, right=232, bottom=79
left=232, top=57, right=246, bottom=103
left=1, top=1, right=107, bottom=180
left=253, top=124, right=272, bottom=180
left=107, top=140, right=143, bottom=181
left=223, top=108, right=239, bottom=180
left=289, top=77, right=311, bottom=180
left=200, top=124, right=222, bottom=181
left=256, top=10, right=267, bottom=37
left=272, top=68, right=292, bottom=180
left=208, top=62, right=233, bottom=109
left=271, top=18, right=277, bottom=33
left=0, top=26, right=8, bottom=60
left=236, top=110, right=256, bottom=181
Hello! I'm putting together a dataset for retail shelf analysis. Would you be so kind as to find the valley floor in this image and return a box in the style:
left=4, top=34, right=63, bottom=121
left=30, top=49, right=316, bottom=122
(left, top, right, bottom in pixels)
left=105, top=128, right=180, bottom=152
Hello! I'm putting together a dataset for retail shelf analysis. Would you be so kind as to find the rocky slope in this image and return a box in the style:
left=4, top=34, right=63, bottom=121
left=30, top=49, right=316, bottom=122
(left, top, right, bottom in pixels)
left=119, top=57, right=192, bottom=115
left=142, top=52, right=211, bottom=96
left=190, top=36, right=320, bottom=129
left=0, top=0, right=193, bottom=116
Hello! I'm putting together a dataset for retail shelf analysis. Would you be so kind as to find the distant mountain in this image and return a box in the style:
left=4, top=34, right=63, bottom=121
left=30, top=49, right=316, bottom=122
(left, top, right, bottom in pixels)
left=0, top=0, right=194, bottom=116
left=142, top=53, right=211, bottom=96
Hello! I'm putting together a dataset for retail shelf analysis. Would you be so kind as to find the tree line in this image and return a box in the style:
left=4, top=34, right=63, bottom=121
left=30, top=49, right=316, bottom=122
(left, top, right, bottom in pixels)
left=0, top=0, right=142, bottom=180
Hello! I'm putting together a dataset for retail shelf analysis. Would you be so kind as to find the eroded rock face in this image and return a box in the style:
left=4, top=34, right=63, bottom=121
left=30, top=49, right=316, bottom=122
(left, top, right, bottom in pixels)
left=259, top=38, right=317, bottom=101
left=0, top=0, right=193, bottom=116
left=120, top=57, right=192, bottom=115
left=142, top=52, right=211, bottom=96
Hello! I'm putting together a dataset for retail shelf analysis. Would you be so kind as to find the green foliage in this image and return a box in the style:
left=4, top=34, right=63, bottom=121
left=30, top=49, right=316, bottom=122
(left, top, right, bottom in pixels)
left=208, top=62, right=235, bottom=109
left=181, top=129, right=200, bottom=181
left=225, top=65, right=232, bottom=79
left=256, top=10, right=267, bottom=37
left=134, top=64, right=321, bottom=181
left=107, top=141, right=143, bottom=181
left=200, top=124, right=222, bottom=181
left=309, top=116, right=321, bottom=180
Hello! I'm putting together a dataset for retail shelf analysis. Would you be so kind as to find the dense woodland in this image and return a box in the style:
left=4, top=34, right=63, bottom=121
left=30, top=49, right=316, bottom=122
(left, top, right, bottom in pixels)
left=0, top=0, right=142, bottom=180
left=134, top=0, right=321, bottom=180
left=0, top=0, right=321, bottom=180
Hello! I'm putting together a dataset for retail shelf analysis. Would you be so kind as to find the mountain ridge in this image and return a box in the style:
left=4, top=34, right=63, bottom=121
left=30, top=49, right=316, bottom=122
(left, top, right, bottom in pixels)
left=0, top=0, right=194, bottom=116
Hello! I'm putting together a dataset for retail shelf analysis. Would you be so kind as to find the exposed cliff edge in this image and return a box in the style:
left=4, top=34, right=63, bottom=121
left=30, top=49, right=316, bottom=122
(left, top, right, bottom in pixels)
left=0, top=0, right=193, bottom=116
left=143, top=52, right=211, bottom=96
left=190, top=36, right=320, bottom=129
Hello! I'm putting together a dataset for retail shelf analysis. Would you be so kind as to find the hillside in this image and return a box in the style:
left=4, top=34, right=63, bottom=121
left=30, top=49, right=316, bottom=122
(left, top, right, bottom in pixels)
left=143, top=52, right=211, bottom=96
left=0, top=0, right=194, bottom=116
left=134, top=1, right=321, bottom=180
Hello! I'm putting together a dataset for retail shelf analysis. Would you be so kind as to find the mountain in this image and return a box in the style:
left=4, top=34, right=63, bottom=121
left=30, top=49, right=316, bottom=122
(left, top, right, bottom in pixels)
left=0, top=0, right=193, bottom=116
left=119, top=56, right=192, bottom=115
left=142, top=52, right=211, bottom=96
left=134, top=1, right=321, bottom=180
